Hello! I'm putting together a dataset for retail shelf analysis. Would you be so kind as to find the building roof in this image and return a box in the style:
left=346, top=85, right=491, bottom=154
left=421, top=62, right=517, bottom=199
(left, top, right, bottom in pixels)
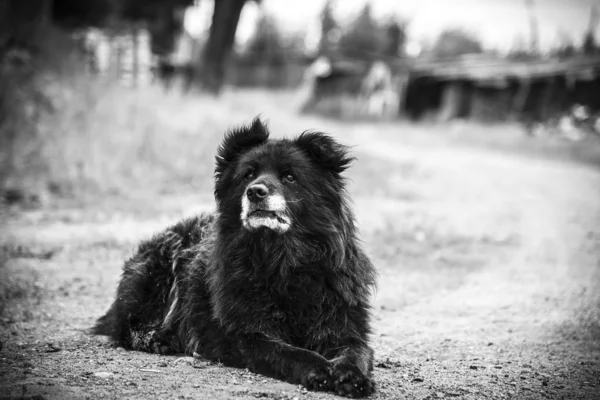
left=411, top=54, right=600, bottom=82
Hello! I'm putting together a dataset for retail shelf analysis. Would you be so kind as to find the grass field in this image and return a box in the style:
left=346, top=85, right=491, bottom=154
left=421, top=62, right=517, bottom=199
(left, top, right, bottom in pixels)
left=1, top=81, right=600, bottom=399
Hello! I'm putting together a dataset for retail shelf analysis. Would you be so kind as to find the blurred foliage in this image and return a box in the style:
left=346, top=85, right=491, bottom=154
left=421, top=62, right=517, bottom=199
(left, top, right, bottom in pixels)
left=117, top=0, right=193, bottom=21
left=0, top=26, right=91, bottom=200
left=114, top=0, right=193, bottom=56
left=52, top=0, right=113, bottom=28
left=550, top=43, right=576, bottom=60
left=506, top=36, right=538, bottom=61
left=583, top=4, right=599, bottom=55
left=582, top=31, right=597, bottom=55
left=383, top=19, right=406, bottom=57
left=334, top=4, right=406, bottom=60
left=507, top=49, right=539, bottom=61
left=319, top=0, right=339, bottom=56
left=242, top=12, right=287, bottom=65
left=239, top=11, right=307, bottom=66
left=0, top=25, right=224, bottom=204
left=0, top=0, right=113, bottom=32
left=429, top=28, right=483, bottom=59
left=338, top=4, right=383, bottom=60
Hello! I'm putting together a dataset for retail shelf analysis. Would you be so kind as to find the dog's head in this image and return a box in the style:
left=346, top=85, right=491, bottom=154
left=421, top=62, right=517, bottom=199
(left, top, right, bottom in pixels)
left=214, top=118, right=354, bottom=235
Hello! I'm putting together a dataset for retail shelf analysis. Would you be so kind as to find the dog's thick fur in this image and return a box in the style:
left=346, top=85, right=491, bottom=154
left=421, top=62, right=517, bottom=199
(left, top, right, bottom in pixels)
left=93, top=118, right=377, bottom=397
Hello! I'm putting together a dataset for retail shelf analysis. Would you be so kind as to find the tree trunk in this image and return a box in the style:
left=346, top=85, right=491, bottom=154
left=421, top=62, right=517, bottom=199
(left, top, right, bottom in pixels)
left=198, top=0, right=246, bottom=95
left=40, top=0, right=52, bottom=26
left=0, top=1, right=9, bottom=41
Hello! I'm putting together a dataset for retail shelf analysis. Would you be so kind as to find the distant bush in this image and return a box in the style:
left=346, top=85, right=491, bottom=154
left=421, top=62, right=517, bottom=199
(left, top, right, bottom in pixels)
left=428, top=29, right=484, bottom=59
left=239, top=12, right=288, bottom=66
left=318, top=2, right=407, bottom=60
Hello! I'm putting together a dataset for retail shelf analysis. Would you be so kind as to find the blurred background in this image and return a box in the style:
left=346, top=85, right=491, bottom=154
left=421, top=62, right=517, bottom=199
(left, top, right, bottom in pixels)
left=0, top=0, right=599, bottom=205
left=1, top=1, right=600, bottom=399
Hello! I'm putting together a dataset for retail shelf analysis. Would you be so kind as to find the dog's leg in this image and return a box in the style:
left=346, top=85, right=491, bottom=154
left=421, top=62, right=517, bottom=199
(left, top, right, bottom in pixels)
left=329, top=345, right=375, bottom=398
left=238, top=334, right=335, bottom=392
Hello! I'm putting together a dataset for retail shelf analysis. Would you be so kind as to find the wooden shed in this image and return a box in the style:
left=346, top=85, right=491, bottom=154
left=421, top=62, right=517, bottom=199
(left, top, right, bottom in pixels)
left=300, top=56, right=410, bottom=119
left=405, top=54, right=600, bottom=123
left=300, top=53, right=600, bottom=125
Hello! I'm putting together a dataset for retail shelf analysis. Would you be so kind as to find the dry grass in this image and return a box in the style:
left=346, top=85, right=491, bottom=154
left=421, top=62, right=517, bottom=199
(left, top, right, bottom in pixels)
left=2, top=77, right=221, bottom=201
left=0, top=59, right=317, bottom=208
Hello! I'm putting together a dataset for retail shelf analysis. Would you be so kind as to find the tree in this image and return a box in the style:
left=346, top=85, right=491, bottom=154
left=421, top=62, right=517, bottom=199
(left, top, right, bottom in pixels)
left=52, top=0, right=113, bottom=28
left=318, top=0, right=339, bottom=56
left=583, top=32, right=597, bottom=55
left=554, top=43, right=576, bottom=59
left=115, top=0, right=255, bottom=94
left=506, top=35, right=537, bottom=61
left=5, top=0, right=256, bottom=94
left=1, top=0, right=113, bottom=48
left=382, top=19, right=406, bottom=57
left=430, top=29, right=483, bottom=59
left=549, top=31, right=576, bottom=59
left=243, top=12, right=286, bottom=65
left=116, top=0, right=192, bottom=58
left=582, top=4, right=598, bottom=55
left=338, top=4, right=384, bottom=60
left=117, top=0, right=191, bottom=21
left=200, top=0, right=248, bottom=94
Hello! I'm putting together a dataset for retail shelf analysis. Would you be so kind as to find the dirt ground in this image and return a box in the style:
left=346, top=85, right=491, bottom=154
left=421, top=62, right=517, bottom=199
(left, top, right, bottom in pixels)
left=1, top=117, right=600, bottom=400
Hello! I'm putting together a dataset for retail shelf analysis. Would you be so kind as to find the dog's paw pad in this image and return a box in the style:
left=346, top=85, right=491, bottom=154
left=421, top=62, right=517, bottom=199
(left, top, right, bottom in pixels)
left=333, top=365, right=374, bottom=398
left=302, top=366, right=333, bottom=392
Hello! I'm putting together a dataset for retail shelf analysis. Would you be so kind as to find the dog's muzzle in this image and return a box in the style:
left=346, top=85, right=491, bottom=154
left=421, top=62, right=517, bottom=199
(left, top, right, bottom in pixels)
left=241, top=183, right=291, bottom=233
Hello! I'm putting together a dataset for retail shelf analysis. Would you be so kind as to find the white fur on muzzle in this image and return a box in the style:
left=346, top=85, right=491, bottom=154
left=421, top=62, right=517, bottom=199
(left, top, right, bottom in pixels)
left=241, top=193, right=291, bottom=233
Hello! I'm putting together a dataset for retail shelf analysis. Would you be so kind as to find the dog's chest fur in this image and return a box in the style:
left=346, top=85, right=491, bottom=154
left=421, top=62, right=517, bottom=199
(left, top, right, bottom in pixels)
left=210, top=241, right=352, bottom=350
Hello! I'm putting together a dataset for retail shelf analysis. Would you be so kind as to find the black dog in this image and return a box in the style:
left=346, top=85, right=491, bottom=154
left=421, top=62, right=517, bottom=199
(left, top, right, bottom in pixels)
left=93, top=118, right=377, bottom=397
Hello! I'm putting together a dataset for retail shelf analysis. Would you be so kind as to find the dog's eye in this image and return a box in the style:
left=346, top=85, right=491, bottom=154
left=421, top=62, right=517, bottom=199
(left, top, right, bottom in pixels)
left=245, top=170, right=255, bottom=180
left=283, top=174, right=295, bottom=183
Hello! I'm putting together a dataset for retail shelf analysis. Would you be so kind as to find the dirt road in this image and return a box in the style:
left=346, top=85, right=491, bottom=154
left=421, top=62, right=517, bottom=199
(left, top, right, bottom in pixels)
left=1, top=124, right=599, bottom=400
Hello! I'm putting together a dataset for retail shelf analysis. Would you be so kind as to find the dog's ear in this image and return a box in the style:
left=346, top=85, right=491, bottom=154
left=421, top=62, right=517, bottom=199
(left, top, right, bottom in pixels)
left=295, top=131, right=354, bottom=175
left=215, top=117, right=269, bottom=177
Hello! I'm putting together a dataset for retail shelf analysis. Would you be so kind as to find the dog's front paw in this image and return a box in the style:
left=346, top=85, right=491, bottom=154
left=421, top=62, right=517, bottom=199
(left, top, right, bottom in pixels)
left=151, top=342, right=174, bottom=355
left=301, top=365, right=334, bottom=392
left=332, top=364, right=374, bottom=398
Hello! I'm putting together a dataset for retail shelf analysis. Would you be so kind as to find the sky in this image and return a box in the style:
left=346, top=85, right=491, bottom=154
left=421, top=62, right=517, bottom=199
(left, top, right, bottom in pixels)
left=185, top=0, right=600, bottom=53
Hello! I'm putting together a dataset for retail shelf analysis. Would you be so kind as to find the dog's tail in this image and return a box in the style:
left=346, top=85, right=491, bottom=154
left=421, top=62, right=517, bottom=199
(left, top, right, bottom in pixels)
left=90, top=303, right=116, bottom=336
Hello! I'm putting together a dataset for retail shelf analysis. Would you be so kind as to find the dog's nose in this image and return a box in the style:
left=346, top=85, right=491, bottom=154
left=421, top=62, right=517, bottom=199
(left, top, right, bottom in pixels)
left=246, top=184, right=269, bottom=201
